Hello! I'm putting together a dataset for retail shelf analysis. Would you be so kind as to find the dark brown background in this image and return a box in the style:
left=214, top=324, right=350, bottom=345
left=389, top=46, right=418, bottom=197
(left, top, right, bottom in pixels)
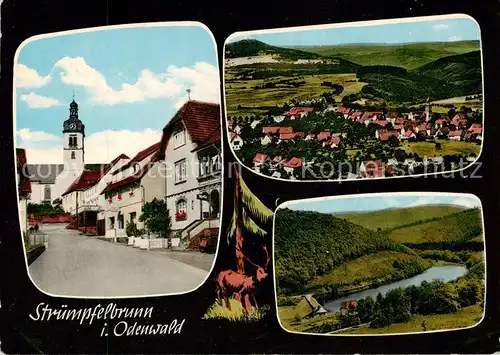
left=1, top=0, right=500, bottom=353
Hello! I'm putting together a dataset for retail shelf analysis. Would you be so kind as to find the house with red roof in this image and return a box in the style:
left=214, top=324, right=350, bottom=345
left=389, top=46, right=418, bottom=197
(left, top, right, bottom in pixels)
left=153, top=99, right=222, bottom=243
left=283, top=157, right=303, bottom=176
left=325, top=135, right=341, bottom=148
left=401, top=129, right=416, bottom=140
left=351, top=111, right=363, bottom=121
left=337, top=106, right=352, bottom=118
left=16, top=148, right=32, bottom=234
left=262, top=126, right=281, bottom=135
left=317, top=131, right=331, bottom=142
left=61, top=153, right=130, bottom=234
left=468, top=123, right=482, bottom=135
left=448, top=130, right=463, bottom=141
left=229, top=132, right=244, bottom=151
left=253, top=153, right=269, bottom=173
left=287, top=107, right=313, bottom=119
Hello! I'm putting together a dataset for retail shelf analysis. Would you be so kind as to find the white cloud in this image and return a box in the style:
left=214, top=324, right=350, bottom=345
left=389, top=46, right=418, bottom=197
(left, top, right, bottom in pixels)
left=53, top=57, right=219, bottom=107
left=407, top=198, right=436, bottom=207
left=19, top=129, right=162, bottom=164
left=432, top=24, right=449, bottom=31
left=19, top=92, right=61, bottom=108
left=451, top=198, right=481, bottom=209
left=447, top=36, right=463, bottom=42
left=15, top=64, right=52, bottom=89
left=17, top=128, right=60, bottom=142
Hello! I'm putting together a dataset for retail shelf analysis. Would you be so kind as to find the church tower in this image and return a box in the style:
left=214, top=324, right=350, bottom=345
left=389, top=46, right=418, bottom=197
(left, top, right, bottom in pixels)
left=62, top=98, right=85, bottom=171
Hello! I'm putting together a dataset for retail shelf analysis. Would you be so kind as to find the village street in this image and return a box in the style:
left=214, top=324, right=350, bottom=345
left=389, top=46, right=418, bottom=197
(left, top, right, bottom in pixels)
left=28, top=224, right=210, bottom=297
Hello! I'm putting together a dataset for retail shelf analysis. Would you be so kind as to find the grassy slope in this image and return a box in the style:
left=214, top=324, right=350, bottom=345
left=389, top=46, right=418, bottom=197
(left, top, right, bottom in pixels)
left=337, top=205, right=465, bottom=231
left=414, top=50, right=482, bottom=91
left=388, top=209, right=482, bottom=244
left=339, top=304, right=483, bottom=334
left=296, top=41, right=480, bottom=69
left=402, top=141, right=481, bottom=157
left=224, top=73, right=366, bottom=116
left=309, top=251, right=433, bottom=293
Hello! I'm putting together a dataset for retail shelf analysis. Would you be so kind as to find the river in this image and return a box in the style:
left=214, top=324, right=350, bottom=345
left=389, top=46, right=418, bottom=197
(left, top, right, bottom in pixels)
left=323, top=265, right=467, bottom=313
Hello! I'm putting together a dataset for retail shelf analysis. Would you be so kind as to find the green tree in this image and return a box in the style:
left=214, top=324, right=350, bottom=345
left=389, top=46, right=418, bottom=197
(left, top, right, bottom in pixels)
left=139, top=198, right=171, bottom=239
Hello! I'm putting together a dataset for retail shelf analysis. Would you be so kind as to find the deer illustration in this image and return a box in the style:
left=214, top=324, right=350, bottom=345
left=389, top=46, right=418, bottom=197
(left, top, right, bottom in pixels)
left=215, top=245, right=271, bottom=314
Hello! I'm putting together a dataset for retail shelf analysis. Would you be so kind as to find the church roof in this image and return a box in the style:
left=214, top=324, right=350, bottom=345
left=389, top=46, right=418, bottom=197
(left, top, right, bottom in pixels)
left=157, top=100, right=221, bottom=160
left=26, top=164, right=65, bottom=184
left=62, top=170, right=103, bottom=196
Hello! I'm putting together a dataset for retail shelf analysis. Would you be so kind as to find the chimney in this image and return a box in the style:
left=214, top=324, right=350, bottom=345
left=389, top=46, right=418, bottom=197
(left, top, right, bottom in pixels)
left=186, top=88, right=191, bottom=101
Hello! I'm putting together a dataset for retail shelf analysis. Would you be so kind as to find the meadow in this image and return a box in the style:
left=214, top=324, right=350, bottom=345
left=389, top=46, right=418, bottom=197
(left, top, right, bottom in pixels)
left=337, top=205, right=465, bottom=231
left=296, top=41, right=480, bottom=70
left=224, top=72, right=365, bottom=116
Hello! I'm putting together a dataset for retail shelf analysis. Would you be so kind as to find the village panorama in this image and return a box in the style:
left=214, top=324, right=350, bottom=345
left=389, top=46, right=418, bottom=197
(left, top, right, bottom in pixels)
left=225, top=31, right=483, bottom=181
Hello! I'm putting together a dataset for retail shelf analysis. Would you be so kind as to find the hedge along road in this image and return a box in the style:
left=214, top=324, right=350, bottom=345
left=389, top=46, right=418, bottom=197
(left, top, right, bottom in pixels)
left=28, top=224, right=209, bottom=297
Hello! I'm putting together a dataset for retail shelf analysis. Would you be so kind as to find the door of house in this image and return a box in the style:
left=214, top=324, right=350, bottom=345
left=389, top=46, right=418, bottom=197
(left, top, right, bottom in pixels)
left=97, top=219, right=105, bottom=236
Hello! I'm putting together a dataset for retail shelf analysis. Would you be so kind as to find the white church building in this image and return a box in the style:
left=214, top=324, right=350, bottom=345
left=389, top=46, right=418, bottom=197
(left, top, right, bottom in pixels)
left=26, top=99, right=102, bottom=206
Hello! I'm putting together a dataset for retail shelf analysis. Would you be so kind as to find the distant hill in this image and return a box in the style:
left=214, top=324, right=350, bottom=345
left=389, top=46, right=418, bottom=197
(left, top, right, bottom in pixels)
left=337, top=205, right=466, bottom=231
left=274, top=208, right=415, bottom=295
left=225, top=39, right=322, bottom=60
left=413, top=50, right=482, bottom=93
left=388, top=208, right=483, bottom=245
left=296, top=41, right=480, bottom=70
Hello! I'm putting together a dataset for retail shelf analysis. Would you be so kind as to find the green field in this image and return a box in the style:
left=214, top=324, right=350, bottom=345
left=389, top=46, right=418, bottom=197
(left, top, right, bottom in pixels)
left=309, top=251, right=432, bottom=294
left=279, top=298, right=340, bottom=333
left=388, top=209, right=482, bottom=244
left=225, top=73, right=366, bottom=116
left=296, top=41, right=480, bottom=70
left=337, top=205, right=465, bottom=231
left=338, top=304, right=483, bottom=334
left=402, top=141, right=481, bottom=157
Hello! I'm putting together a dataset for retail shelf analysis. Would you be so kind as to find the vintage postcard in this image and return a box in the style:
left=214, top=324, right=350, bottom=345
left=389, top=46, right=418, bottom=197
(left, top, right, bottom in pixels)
left=224, top=14, right=483, bottom=181
left=274, top=192, right=485, bottom=335
left=14, top=22, right=223, bottom=298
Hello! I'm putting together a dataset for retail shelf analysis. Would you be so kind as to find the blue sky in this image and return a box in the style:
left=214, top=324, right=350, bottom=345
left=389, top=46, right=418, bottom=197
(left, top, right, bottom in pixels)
left=15, top=24, right=220, bottom=163
left=227, top=17, right=480, bottom=46
left=284, top=194, right=481, bottom=214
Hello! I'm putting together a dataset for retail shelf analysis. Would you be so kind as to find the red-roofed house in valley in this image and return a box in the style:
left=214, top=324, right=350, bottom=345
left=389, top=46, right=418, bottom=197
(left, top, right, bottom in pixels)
left=401, top=129, right=416, bottom=140
left=434, top=117, right=449, bottom=129
left=253, top=153, right=269, bottom=172
left=372, top=120, right=389, bottom=127
left=351, top=111, right=362, bottom=121
left=262, top=126, right=281, bottom=135
left=317, top=131, right=331, bottom=142
left=337, top=106, right=352, bottom=118
left=359, top=160, right=384, bottom=178
left=448, top=130, right=463, bottom=141
left=468, top=123, right=483, bottom=135
left=16, top=148, right=32, bottom=234
left=283, top=157, right=303, bottom=176
left=325, top=135, right=341, bottom=148
left=287, top=107, right=313, bottom=119
left=395, top=116, right=405, bottom=125
left=279, top=133, right=298, bottom=141
left=229, top=132, right=244, bottom=151
left=279, top=126, right=294, bottom=134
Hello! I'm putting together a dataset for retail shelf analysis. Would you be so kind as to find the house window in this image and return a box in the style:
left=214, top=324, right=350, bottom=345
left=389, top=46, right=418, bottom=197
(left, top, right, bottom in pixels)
left=173, top=129, right=186, bottom=149
left=109, top=217, right=115, bottom=229
left=69, top=135, right=77, bottom=147
left=212, top=154, right=222, bottom=172
left=130, top=212, right=136, bottom=225
left=71, top=152, right=75, bottom=159
left=44, top=185, right=51, bottom=201
left=118, top=214, right=124, bottom=229
left=176, top=199, right=187, bottom=220
left=175, top=159, right=187, bottom=183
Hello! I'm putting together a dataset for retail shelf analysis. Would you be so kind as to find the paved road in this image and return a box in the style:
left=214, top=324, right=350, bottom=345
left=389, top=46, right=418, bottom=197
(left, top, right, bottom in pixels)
left=29, top=224, right=209, bottom=297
